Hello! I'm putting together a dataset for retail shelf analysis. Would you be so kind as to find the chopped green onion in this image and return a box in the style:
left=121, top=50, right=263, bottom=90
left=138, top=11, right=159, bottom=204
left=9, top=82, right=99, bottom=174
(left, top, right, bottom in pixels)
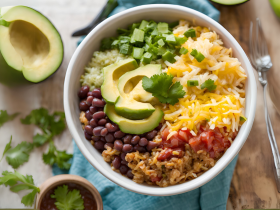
left=139, top=20, right=149, bottom=30
left=119, top=44, right=132, bottom=55
left=240, top=116, right=247, bottom=121
left=161, top=165, right=165, bottom=169
left=132, top=47, right=144, bottom=59
left=176, top=36, right=188, bottom=45
left=157, top=47, right=167, bottom=55
left=151, top=28, right=158, bottom=36
left=162, top=51, right=176, bottom=63
left=147, top=45, right=158, bottom=55
left=162, top=174, right=167, bottom=178
left=145, top=36, right=152, bottom=44
left=117, top=28, right=129, bottom=35
left=201, top=79, right=217, bottom=91
left=184, top=28, right=196, bottom=38
left=131, top=23, right=140, bottom=31
left=100, top=38, right=114, bottom=51
left=157, top=22, right=169, bottom=33
left=169, top=21, right=179, bottom=28
left=131, top=28, right=144, bottom=43
left=180, top=47, right=188, bottom=55
left=190, top=49, right=205, bottom=62
left=165, top=34, right=176, bottom=44
left=111, top=40, right=119, bottom=48
left=142, top=52, right=153, bottom=64
left=187, top=80, right=199, bottom=87
left=158, top=39, right=165, bottom=47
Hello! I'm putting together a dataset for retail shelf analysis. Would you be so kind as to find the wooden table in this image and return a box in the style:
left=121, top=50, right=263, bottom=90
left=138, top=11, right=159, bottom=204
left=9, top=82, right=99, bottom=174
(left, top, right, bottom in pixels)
left=0, top=0, right=280, bottom=208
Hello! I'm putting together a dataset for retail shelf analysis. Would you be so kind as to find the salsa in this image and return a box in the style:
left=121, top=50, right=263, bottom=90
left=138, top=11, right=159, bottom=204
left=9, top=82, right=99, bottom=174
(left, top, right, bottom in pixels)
left=40, top=183, right=97, bottom=210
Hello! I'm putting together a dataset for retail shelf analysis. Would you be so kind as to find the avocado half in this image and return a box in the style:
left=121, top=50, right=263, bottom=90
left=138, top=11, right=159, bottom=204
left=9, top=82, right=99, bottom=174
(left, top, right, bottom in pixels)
left=0, top=6, right=63, bottom=85
left=270, top=0, right=280, bottom=18
left=211, top=0, right=248, bottom=5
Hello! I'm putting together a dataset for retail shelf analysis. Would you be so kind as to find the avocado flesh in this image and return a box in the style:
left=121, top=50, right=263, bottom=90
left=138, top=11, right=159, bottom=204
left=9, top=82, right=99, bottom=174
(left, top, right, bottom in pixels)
left=105, top=104, right=164, bottom=134
left=101, top=58, right=138, bottom=103
left=115, top=64, right=161, bottom=120
left=270, top=0, right=280, bottom=18
left=211, top=0, right=248, bottom=5
left=0, top=6, right=63, bottom=84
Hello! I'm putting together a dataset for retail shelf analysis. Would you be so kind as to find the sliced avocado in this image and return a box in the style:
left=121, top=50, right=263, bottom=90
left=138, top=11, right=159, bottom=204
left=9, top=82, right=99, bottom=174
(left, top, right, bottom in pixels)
left=0, top=6, right=63, bottom=85
left=101, top=58, right=138, bottom=103
left=270, top=0, right=280, bottom=18
left=210, top=0, right=248, bottom=5
left=105, top=104, right=164, bottom=134
left=130, top=80, right=157, bottom=103
left=115, top=64, right=161, bottom=120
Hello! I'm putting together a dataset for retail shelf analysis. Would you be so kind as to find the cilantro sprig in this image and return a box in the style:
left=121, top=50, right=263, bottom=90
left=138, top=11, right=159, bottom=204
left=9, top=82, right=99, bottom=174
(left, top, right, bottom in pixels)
left=201, top=79, right=217, bottom=91
left=0, top=171, right=40, bottom=207
left=142, top=73, right=186, bottom=105
left=51, top=185, right=84, bottom=210
left=0, top=110, right=19, bottom=128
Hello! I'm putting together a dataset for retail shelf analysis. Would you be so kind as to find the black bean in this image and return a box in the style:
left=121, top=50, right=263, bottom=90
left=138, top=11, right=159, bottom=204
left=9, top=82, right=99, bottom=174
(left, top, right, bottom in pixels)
left=92, top=88, right=102, bottom=99
left=105, top=133, right=114, bottom=143
left=127, top=169, right=134, bottom=179
left=84, top=130, right=92, bottom=140
left=112, top=156, right=121, bottom=169
left=131, top=136, right=140, bottom=145
left=89, top=106, right=98, bottom=114
left=92, top=136, right=100, bottom=141
left=92, top=98, right=105, bottom=107
left=106, top=123, right=119, bottom=132
left=105, top=143, right=114, bottom=149
left=98, top=107, right=104, bottom=112
left=87, top=91, right=94, bottom=97
left=123, top=135, right=132, bottom=144
left=121, top=160, right=128, bottom=165
left=94, top=141, right=105, bottom=150
left=79, top=101, right=89, bottom=111
left=114, top=130, right=125, bottom=139
left=98, top=119, right=107, bottom=126
left=93, top=126, right=104, bottom=136
left=156, top=123, right=163, bottom=131
left=114, top=140, right=123, bottom=151
left=120, top=153, right=126, bottom=161
left=122, top=144, right=133, bottom=153
left=134, top=145, right=146, bottom=153
left=100, top=136, right=106, bottom=142
left=119, top=165, right=129, bottom=175
left=78, top=86, right=89, bottom=99
left=85, top=125, right=93, bottom=135
left=146, top=141, right=159, bottom=151
left=139, top=133, right=147, bottom=137
left=92, top=111, right=105, bottom=121
left=90, top=119, right=98, bottom=128
left=139, top=137, right=148, bottom=146
left=146, top=130, right=158, bottom=140
left=100, top=128, right=108, bottom=136
left=85, top=110, right=92, bottom=121
left=86, top=96, right=94, bottom=105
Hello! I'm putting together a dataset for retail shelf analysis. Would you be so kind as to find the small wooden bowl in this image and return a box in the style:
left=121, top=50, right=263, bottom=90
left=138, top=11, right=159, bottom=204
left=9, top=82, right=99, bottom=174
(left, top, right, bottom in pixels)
left=35, top=174, right=103, bottom=210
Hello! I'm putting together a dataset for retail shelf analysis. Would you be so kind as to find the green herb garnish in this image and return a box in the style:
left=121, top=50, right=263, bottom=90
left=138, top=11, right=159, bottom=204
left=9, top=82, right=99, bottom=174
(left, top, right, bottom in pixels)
left=240, top=116, right=247, bottom=121
left=142, top=73, right=186, bottom=105
left=180, top=47, right=189, bottom=55
left=184, top=28, right=196, bottom=38
left=51, top=185, right=84, bottom=210
left=162, top=51, right=176, bottom=63
left=187, top=80, right=199, bottom=87
left=201, top=79, right=217, bottom=91
left=0, top=110, right=19, bottom=128
left=0, top=171, right=40, bottom=207
left=190, top=49, right=205, bottom=62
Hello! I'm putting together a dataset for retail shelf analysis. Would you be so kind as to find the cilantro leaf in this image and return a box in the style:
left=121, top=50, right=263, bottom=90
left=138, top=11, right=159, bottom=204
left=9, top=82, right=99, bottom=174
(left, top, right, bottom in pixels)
left=51, top=185, right=84, bottom=210
left=1, top=136, right=12, bottom=161
left=0, top=170, right=40, bottom=207
left=142, top=73, right=185, bottom=105
left=43, top=142, right=73, bottom=170
left=0, top=110, right=19, bottom=128
left=33, top=133, right=52, bottom=147
left=201, top=79, right=217, bottom=91
left=5, top=141, right=34, bottom=169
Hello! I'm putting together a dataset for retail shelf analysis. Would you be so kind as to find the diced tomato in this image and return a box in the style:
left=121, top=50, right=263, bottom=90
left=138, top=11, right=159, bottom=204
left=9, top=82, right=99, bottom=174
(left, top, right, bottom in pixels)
left=178, top=129, right=193, bottom=143
left=150, top=175, right=162, bottom=182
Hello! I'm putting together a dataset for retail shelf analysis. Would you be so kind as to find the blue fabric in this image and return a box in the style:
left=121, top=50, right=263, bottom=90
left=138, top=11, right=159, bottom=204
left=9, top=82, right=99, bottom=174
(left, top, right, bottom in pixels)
left=56, top=2, right=238, bottom=210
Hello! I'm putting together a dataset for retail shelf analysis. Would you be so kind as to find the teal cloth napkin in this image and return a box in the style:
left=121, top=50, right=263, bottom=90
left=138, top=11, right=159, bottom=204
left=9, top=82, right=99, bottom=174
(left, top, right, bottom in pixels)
left=54, top=1, right=238, bottom=209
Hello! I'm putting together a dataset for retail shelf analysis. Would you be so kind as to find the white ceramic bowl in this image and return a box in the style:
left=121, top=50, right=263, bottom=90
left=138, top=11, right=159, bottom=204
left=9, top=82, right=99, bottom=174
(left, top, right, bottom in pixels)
left=64, top=4, right=257, bottom=196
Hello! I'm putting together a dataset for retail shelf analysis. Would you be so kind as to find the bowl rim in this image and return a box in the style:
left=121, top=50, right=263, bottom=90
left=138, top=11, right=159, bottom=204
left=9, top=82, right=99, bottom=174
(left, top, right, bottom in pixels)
left=64, top=4, right=257, bottom=196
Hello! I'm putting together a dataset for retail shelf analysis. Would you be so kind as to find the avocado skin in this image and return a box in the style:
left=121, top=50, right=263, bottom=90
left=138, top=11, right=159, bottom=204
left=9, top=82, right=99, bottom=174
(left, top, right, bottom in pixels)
left=210, top=0, right=248, bottom=5
left=115, top=106, right=155, bottom=120
left=105, top=104, right=163, bottom=135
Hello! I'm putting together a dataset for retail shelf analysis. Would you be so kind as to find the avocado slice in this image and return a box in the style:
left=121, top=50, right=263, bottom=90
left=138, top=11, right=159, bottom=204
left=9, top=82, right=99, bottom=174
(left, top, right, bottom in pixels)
left=210, top=0, right=248, bottom=5
left=101, top=58, right=138, bottom=103
left=115, top=64, right=161, bottom=120
left=0, top=6, right=63, bottom=85
left=270, top=0, right=280, bottom=18
left=105, top=104, right=164, bottom=134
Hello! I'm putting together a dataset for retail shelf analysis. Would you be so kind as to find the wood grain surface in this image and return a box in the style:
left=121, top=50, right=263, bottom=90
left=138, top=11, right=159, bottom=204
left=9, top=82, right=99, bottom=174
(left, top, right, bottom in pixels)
left=0, top=0, right=280, bottom=209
